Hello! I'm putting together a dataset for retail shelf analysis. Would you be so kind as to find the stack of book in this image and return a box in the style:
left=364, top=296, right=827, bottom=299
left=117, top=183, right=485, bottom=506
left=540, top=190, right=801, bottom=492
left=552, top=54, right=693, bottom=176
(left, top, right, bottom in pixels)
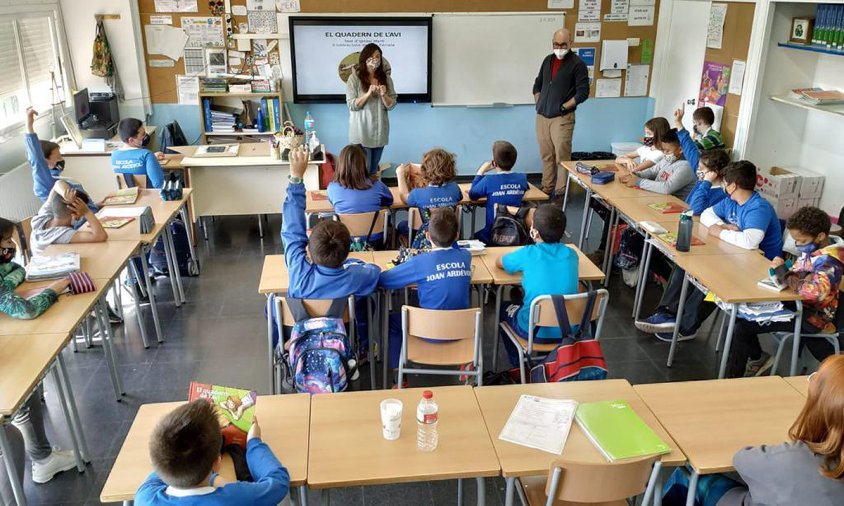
left=26, top=252, right=80, bottom=281
left=799, top=89, right=844, bottom=105
left=199, top=77, right=228, bottom=93
left=813, top=4, right=844, bottom=49
left=209, top=109, right=237, bottom=132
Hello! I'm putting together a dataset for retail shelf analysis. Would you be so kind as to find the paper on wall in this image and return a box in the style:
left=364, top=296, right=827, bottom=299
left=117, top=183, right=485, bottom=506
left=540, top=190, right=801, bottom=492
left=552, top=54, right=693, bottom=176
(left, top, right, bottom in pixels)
left=596, top=78, right=622, bottom=98
left=149, top=59, right=175, bottom=67
left=611, top=0, right=629, bottom=14
left=246, top=0, right=273, bottom=9
left=600, top=39, right=628, bottom=70
left=572, top=47, right=596, bottom=83
left=276, top=0, right=300, bottom=13
left=579, top=0, right=601, bottom=22
left=144, top=24, right=188, bottom=61
left=729, top=59, right=746, bottom=95
left=574, top=22, right=601, bottom=43
left=604, top=13, right=628, bottom=22
left=629, top=0, right=655, bottom=5
left=176, top=75, right=199, bottom=105
left=628, top=6, right=655, bottom=26
left=184, top=48, right=206, bottom=75
left=248, top=10, right=278, bottom=34
left=150, top=15, right=173, bottom=25
left=154, top=0, right=198, bottom=12
left=182, top=17, right=225, bottom=48
left=707, top=3, right=728, bottom=49
left=603, top=69, right=622, bottom=78
left=624, top=64, right=649, bottom=96
left=548, top=0, right=575, bottom=8
left=232, top=5, right=247, bottom=16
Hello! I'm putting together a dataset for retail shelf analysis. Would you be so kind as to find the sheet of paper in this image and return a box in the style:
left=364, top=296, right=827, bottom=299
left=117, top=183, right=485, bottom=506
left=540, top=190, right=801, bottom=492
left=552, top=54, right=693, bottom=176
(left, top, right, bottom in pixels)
left=184, top=48, right=206, bottom=75
left=232, top=5, right=247, bottom=15
left=149, top=59, right=175, bottom=68
left=600, top=39, right=628, bottom=70
left=155, top=0, right=198, bottom=12
left=574, top=22, right=601, bottom=43
left=630, top=0, right=655, bottom=5
left=150, top=15, right=173, bottom=25
left=498, top=396, right=578, bottom=455
left=276, top=0, right=300, bottom=12
left=729, top=59, right=746, bottom=95
left=176, top=75, right=199, bottom=105
left=182, top=16, right=225, bottom=48
left=579, top=0, right=602, bottom=21
left=640, top=39, right=653, bottom=64
left=604, top=13, right=628, bottom=22
left=596, top=78, right=622, bottom=97
left=628, top=5, right=655, bottom=26
left=611, top=0, right=629, bottom=14
left=144, top=25, right=188, bottom=61
left=707, top=3, right=728, bottom=49
left=624, top=64, right=649, bottom=96
left=548, top=0, right=575, bottom=8
left=247, top=0, right=274, bottom=9
left=248, top=10, right=278, bottom=34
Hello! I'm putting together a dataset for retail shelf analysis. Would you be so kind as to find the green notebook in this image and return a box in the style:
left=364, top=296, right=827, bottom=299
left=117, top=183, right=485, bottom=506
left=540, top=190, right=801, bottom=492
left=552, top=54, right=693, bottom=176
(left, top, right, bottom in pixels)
left=575, top=400, right=671, bottom=461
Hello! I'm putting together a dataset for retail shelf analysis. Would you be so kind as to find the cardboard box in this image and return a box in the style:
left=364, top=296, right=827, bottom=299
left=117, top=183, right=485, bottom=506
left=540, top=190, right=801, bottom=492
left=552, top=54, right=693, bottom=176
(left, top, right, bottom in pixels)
left=787, top=167, right=825, bottom=198
left=756, top=167, right=801, bottom=200
left=762, top=193, right=798, bottom=219
left=797, top=196, right=820, bottom=209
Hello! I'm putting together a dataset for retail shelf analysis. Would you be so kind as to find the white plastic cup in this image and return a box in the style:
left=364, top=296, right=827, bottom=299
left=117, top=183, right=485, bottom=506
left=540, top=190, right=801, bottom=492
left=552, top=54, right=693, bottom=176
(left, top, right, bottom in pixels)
left=380, top=399, right=403, bottom=440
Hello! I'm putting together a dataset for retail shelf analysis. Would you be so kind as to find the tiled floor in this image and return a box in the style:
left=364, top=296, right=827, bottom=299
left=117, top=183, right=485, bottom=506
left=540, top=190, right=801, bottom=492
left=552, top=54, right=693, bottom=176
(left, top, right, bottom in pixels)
left=21, top=193, right=730, bottom=505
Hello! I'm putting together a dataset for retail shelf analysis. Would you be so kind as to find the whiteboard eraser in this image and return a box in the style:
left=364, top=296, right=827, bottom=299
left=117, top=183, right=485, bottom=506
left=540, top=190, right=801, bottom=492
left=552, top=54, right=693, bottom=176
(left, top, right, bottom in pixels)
left=627, top=38, right=640, bottom=47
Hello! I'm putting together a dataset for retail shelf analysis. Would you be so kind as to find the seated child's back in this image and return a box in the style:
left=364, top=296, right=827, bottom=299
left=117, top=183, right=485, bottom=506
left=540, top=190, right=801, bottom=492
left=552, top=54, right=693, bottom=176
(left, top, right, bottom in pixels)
left=327, top=144, right=393, bottom=214
left=468, top=141, right=529, bottom=244
left=30, top=182, right=107, bottom=256
left=111, top=118, right=165, bottom=189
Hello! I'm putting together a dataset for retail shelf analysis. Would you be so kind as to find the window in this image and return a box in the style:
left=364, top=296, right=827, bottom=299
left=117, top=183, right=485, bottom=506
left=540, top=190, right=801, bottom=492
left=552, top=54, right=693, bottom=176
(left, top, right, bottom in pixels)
left=0, top=14, right=66, bottom=131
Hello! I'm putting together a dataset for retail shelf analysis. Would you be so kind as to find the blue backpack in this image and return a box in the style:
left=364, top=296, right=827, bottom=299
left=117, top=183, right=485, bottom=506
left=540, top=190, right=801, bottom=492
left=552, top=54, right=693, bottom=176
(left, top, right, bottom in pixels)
left=281, top=298, right=353, bottom=394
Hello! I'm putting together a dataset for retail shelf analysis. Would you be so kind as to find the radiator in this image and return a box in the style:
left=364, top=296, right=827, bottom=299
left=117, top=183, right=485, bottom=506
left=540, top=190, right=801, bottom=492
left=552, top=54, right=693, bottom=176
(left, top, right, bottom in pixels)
left=0, top=162, right=41, bottom=221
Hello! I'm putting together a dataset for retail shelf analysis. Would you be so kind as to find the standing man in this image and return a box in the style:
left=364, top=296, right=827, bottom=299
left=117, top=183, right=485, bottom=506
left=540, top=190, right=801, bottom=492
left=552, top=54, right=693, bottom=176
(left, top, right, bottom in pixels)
left=533, top=28, right=590, bottom=198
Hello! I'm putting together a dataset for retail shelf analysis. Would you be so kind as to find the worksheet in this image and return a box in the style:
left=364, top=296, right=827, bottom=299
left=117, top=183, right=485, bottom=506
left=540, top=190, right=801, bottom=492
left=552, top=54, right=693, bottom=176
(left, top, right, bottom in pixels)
left=499, top=395, right=578, bottom=454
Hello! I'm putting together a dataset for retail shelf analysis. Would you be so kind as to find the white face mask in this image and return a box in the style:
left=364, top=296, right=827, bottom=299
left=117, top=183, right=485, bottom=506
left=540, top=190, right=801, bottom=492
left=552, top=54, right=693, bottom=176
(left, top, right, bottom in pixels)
left=553, top=48, right=568, bottom=59
left=366, top=58, right=380, bottom=70
left=663, top=153, right=677, bottom=164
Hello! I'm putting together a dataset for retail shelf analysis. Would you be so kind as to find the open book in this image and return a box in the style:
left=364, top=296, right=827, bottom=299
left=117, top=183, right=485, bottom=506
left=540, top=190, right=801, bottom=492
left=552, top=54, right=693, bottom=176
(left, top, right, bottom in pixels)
left=101, top=187, right=139, bottom=206
left=188, top=382, right=258, bottom=449
left=498, top=395, right=578, bottom=454
left=758, top=264, right=789, bottom=292
left=657, top=232, right=705, bottom=248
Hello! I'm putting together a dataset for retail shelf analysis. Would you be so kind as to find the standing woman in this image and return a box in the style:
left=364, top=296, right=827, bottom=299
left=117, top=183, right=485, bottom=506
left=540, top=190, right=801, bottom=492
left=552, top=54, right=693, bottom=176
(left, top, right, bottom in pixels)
left=345, top=43, right=397, bottom=177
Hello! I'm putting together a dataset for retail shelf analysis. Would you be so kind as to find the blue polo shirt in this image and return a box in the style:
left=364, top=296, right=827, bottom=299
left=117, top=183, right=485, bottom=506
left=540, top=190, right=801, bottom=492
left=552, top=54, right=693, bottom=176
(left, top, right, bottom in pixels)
left=327, top=180, right=394, bottom=214
left=711, top=192, right=783, bottom=260
left=407, top=182, right=463, bottom=216
left=378, top=246, right=472, bottom=310
left=111, top=147, right=165, bottom=189
left=468, top=171, right=529, bottom=243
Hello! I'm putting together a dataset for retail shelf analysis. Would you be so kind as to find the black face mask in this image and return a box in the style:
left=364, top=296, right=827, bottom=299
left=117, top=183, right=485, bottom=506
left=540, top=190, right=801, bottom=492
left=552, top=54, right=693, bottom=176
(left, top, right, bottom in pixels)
left=0, top=247, right=15, bottom=263
left=141, top=133, right=151, bottom=147
left=54, top=160, right=65, bottom=171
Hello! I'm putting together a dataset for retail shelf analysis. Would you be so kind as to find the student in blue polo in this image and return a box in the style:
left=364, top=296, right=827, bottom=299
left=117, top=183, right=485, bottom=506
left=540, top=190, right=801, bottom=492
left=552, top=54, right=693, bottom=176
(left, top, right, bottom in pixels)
left=111, top=118, right=166, bottom=189
left=396, top=148, right=463, bottom=245
left=379, top=208, right=472, bottom=373
left=468, top=140, right=529, bottom=244
left=497, top=204, right=579, bottom=366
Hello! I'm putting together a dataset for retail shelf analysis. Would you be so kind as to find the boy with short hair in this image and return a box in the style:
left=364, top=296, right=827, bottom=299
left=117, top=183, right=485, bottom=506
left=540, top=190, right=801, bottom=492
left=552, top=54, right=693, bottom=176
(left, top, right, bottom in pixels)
left=379, top=208, right=473, bottom=369
left=686, top=149, right=730, bottom=215
left=496, top=205, right=579, bottom=366
left=136, top=400, right=289, bottom=505
left=673, top=106, right=726, bottom=170
left=618, top=129, right=696, bottom=200
left=726, top=206, right=844, bottom=377
left=636, top=161, right=783, bottom=341
left=468, top=140, right=529, bottom=244
left=30, top=180, right=108, bottom=257
left=112, top=118, right=166, bottom=189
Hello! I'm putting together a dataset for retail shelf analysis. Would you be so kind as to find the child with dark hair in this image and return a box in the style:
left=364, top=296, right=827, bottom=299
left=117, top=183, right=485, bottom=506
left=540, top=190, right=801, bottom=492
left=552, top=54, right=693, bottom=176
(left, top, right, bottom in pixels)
left=396, top=148, right=463, bottom=244
left=615, top=117, right=672, bottom=172
left=30, top=180, right=108, bottom=256
left=685, top=149, right=730, bottom=215
left=136, top=400, right=289, bottom=505
left=496, top=205, right=579, bottom=366
left=468, top=140, right=529, bottom=244
left=379, top=208, right=472, bottom=371
left=724, top=206, right=844, bottom=377
left=619, top=129, right=696, bottom=200
left=111, top=117, right=166, bottom=189
left=673, top=106, right=726, bottom=170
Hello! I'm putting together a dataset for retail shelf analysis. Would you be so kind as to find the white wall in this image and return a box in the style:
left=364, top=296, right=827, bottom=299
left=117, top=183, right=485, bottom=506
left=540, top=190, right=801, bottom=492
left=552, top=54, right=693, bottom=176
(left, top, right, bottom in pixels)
left=59, top=0, right=150, bottom=120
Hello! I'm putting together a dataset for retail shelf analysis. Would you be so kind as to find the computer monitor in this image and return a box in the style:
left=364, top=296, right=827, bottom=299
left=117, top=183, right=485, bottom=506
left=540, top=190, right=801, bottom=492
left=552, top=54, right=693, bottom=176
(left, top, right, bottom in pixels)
left=73, top=88, right=90, bottom=125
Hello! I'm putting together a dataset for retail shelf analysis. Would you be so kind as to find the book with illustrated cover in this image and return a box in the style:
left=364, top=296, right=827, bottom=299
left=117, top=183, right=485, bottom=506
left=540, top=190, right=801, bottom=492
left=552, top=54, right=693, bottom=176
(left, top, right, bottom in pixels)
left=575, top=400, right=671, bottom=461
left=657, top=232, right=705, bottom=248
left=647, top=202, right=686, bottom=214
left=102, top=187, right=139, bottom=206
left=100, top=217, right=135, bottom=229
left=188, top=382, right=257, bottom=449
left=25, top=252, right=80, bottom=281
left=309, top=191, right=329, bottom=201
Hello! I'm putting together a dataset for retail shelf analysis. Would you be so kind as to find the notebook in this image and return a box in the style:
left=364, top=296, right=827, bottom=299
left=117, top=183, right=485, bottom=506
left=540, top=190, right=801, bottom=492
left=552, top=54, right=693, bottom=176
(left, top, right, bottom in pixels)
left=647, top=202, right=686, bottom=214
left=575, top=400, right=671, bottom=461
left=25, top=252, right=81, bottom=281
left=657, top=232, right=705, bottom=248
left=101, top=187, right=139, bottom=206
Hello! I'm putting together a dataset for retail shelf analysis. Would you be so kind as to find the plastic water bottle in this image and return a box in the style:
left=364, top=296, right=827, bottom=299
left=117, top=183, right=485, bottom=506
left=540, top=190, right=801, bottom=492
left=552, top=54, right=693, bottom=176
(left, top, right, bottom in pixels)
left=416, top=390, right=438, bottom=452
left=304, top=111, right=316, bottom=147
left=676, top=210, right=693, bottom=252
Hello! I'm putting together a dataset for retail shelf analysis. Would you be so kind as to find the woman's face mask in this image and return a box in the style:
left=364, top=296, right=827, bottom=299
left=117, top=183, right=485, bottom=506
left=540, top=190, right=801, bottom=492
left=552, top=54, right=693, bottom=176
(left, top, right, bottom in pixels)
left=366, top=57, right=381, bottom=70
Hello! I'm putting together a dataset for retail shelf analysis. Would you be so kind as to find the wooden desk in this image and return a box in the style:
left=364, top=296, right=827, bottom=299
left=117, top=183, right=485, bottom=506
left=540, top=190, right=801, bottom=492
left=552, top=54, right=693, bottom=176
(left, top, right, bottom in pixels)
left=0, top=333, right=69, bottom=416
left=95, top=189, right=193, bottom=245
left=0, top=280, right=109, bottom=336
left=308, top=385, right=498, bottom=499
left=100, top=394, right=311, bottom=503
left=257, top=252, right=376, bottom=295
left=650, top=220, right=759, bottom=257
left=370, top=250, right=493, bottom=285
left=611, top=195, right=690, bottom=225
left=474, top=380, right=685, bottom=506
left=481, top=245, right=605, bottom=285
left=784, top=375, right=809, bottom=397
left=634, top=377, right=804, bottom=474
left=41, top=240, right=140, bottom=279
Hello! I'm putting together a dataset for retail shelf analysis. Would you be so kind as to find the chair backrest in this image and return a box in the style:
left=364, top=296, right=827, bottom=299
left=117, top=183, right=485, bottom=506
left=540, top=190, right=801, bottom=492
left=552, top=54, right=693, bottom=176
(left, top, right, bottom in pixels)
left=546, top=456, right=659, bottom=503
left=14, top=217, right=33, bottom=264
left=337, top=209, right=388, bottom=239
left=115, top=174, right=148, bottom=190
left=402, top=306, right=481, bottom=365
left=407, top=205, right=463, bottom=241
left=525, top=290, right=610, bottom=348
left=278, top=297, right=353, bottom=325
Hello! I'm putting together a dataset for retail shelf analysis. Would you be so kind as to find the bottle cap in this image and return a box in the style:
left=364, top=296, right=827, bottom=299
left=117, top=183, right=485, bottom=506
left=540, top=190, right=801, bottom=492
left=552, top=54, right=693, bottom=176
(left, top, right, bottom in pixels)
left=422, top=390, right=433, bottom=399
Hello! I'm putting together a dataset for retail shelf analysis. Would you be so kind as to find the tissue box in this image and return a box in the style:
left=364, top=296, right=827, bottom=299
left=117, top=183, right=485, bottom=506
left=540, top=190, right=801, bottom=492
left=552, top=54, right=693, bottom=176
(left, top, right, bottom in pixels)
left=787, top=167, right=824, bottom=198
left=762, top=194, right=798, bottom=219
left=756, top=166, right=801, bottom=200
left=611, top=142, right=642, bottom=156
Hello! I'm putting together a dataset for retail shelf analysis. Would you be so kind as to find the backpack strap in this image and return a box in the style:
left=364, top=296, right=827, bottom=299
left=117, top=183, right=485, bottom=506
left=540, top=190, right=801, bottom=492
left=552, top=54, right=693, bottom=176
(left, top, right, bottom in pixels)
left=362, top=211, right=379, bottom=246
left=576, top=291, right=598, bottom=340
left=325, top=298, right=348, bottom=319
left=550, top=295, right=573, bottom=339
left=551, top=291, right=598, bottom=341
left=287, top=298, right=347, bottom=323
left=515, top=206, right=531, bottom=220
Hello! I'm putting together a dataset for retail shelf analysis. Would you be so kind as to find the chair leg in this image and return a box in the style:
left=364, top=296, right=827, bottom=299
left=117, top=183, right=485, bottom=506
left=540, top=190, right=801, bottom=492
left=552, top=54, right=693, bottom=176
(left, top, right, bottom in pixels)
left=770, top=334, right=790, bottom=376
left=517, top=349, right=526, bottom=384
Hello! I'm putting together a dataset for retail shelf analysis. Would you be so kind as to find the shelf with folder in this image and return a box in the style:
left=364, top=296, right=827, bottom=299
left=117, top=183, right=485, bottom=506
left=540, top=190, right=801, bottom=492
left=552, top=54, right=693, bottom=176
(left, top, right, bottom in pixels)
left=198, top=91, right=284, bottom=144
left=204, top=131, right=277, bottom=136
left=777, top=41, right=844, bottom=57
left=769, top=94, right=844, bottom=118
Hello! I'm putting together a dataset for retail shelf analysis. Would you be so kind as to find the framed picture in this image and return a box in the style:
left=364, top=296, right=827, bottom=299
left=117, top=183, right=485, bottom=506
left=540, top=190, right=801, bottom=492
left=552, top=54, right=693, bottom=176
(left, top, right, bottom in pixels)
left=790, top=17, right=814, bottom=44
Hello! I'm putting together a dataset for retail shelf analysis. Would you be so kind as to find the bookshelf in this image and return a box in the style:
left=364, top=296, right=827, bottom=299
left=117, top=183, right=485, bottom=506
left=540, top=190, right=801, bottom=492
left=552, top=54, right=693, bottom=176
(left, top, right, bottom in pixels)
left=777, top=41, right=844, bottom=56
left=198, top=91, right=284, bottom=144
left=769, top=94, right=844, bottom=117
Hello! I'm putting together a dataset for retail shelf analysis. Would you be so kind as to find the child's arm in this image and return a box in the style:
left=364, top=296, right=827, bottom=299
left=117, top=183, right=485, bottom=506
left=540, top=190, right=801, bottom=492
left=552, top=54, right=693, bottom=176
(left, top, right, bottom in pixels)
left=0, top=281, right=63, bottom=320
left=67, top=198, right=107, bottom=243
left=700, top=204, right=725, bottom=227
left=676, top=127, right=701, bottom=171
left=2, top=264, right=27, bottom=291
left=792, top=259, right=842, bottom=304
left=376, top=181, right=394, bottom=207
left=378, top=258, right=420, bottom=290
left=144, top=151, right=165, bottom=189
left=396, top=164, right=411, bottom=204
left=282, top=148, right=310, bottom=281
left=25, top=108, right=55, bottom=202
left=134, top=473, right=169, bottom=503
left=500, top=247, right=527, bottom=274
left=634, top=162, right=696, bottom=195
left=631, top=159, right=657, bottom=172
left=239, top=418, right=290, bottom=505
left=686, top=181, right=714, bottom=215
left=468, top=162, right=492, bottom=200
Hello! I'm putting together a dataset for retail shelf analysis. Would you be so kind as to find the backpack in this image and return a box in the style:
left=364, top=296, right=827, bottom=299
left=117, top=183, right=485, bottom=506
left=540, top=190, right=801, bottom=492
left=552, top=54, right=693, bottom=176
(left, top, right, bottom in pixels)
left=489, top=204, right=531, bottom=247
left=528, top=292, right=608, bottom=383
left=282, top=298, right=354, bottom=393
left=149, top=219, right=201, bottom=277
left=409, top=208, right=434, bottom=250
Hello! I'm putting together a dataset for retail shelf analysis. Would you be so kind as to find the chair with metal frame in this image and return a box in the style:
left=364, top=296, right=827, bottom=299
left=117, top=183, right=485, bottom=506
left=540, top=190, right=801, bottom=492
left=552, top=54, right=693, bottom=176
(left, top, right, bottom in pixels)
left=337, top=209, right=390, bottom=249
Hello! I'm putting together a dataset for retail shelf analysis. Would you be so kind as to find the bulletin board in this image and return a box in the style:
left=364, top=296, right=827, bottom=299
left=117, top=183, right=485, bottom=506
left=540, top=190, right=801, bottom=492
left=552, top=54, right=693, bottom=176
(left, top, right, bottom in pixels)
left=701, top=2, right=755, bottom=148
left=138, top=0, right=661, bottom=104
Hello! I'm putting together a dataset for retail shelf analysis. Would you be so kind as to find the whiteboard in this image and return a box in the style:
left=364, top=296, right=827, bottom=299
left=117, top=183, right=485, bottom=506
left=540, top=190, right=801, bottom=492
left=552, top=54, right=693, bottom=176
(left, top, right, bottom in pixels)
left=432, top=12, right=567, bottom=106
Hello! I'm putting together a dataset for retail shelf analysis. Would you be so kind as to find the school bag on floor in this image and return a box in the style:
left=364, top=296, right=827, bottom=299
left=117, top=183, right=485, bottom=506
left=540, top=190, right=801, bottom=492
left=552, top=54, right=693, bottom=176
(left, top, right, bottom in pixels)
left=149, top=219, right=200, bottom=277
left=489, top=204, right=532, bottom=247
left=281, top=298, right=354, bottom=393
left=528, top=291, right=608, bottom=383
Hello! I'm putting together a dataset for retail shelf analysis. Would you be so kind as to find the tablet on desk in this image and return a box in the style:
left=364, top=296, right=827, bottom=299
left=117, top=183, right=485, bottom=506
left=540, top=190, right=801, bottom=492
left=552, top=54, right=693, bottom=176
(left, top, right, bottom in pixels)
left=193, top=144, right=240, bottom=158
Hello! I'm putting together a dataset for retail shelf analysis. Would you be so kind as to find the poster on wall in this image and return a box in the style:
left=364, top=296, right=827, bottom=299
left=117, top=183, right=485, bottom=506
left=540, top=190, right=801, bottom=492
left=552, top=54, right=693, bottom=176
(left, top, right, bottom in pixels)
left=155, top=0, right=198, bottom=12
left=572, top=47, right=595, bottom=84
left=699, top=61, right=731, bottom=107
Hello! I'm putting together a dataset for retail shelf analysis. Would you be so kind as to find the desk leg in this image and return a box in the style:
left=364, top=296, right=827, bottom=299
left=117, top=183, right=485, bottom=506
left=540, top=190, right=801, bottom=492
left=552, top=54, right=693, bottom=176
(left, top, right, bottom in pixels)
left=458, top=478, right=463, bottom=505
left=95, top=299, right=124, bottom=400
left=491, top=285, right=504, bottom=372
left=577, top=188, right=592, bottom=249
left=140, top=252, right=164, bottom=343
left=368, top=295, right=376, bottom=390
left=275, top=297, right=285, bottom=392
left=128, top=271, right=150, bottom=349
left=180, top=207, right=199, bottom=263
left=602, top=207, right=618, bottom=287
left=267, top=295, right=275, bottom=394
left=50, top=366, right=85, bottom=473
left=298, top=485, right=309, bottom=506
left=684, top=470, right=699, bottom=506
left=477, top=284, right=485, bottom=378
left=641, top=461, right=662, bottom=506
left=112, top=280, right=124, bottom=320
left=0, top=422, right=28, bottom=506
left=790, top=300, right=804, bottom=376
left=562, top=173, right=572, bottom=211
left=504, top=476, right=516, bottom=506
left=165, top=225, right=186, bottom=305
left=476, top=477, right=486, bottom=506
left=653, top=464, right=665, bottom=506
left=633, top=241, right=653, bottom=320
left=717, top=305, right=739, bottom=379
left=382, top=289, right=390, bottom=389
left=56, top=353, right=90, bottom=462
left=667, top=275, right=690, bottom=367
left=162, top=228, right=182, bottom=308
